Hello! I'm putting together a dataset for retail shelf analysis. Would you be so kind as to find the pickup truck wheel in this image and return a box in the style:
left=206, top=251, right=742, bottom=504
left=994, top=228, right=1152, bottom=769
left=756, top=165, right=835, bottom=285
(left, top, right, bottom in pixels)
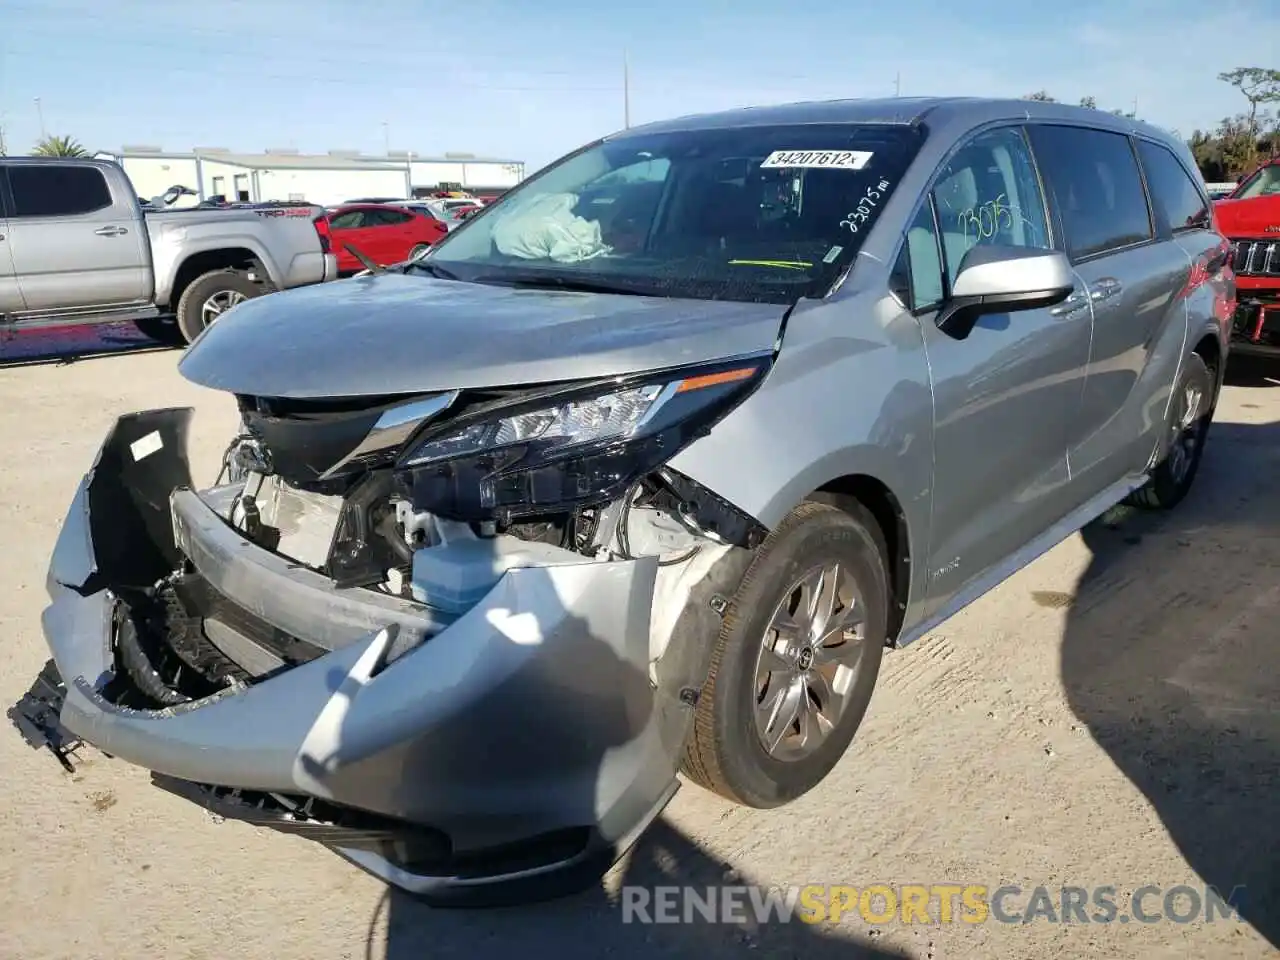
left=1126, top=351, right=1215, bottom=510
left=680, top=501, right=889, bottom=809
left=176, top=269, right=261, bottom=343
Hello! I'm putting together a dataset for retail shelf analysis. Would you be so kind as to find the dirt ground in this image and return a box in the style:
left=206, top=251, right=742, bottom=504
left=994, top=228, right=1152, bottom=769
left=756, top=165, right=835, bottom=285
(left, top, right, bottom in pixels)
left=1, top=337, right=1277, bottom=960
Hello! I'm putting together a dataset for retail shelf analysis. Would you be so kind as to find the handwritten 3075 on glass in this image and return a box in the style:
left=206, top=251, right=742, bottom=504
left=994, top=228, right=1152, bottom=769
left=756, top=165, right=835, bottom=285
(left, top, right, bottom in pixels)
left=760, top=150, right=874, bottom=170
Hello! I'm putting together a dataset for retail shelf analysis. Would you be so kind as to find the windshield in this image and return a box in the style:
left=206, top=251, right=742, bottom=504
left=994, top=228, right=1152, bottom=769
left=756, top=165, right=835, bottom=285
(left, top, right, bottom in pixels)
left=1235, top=165, right=1280, bottom=199
left=423, top=123, right=925, bottom=304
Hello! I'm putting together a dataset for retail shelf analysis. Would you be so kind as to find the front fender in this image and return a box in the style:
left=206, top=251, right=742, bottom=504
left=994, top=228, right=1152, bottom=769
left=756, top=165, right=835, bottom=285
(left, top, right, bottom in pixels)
left=666, top=291, right=935, bottom=626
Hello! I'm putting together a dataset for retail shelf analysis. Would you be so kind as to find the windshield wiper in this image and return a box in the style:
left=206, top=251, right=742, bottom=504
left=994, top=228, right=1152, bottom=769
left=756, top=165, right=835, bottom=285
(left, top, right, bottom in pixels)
left=405, top=260, right=460, bottom=281
left=345, top=243, right=385, bottom=275
left=472, top=273, right=650, bottom=296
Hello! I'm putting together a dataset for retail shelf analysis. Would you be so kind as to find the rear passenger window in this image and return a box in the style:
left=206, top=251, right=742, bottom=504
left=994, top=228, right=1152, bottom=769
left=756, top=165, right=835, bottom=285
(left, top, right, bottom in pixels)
left=1135, top=140, right=1211, bottom=234
left=8, top=165, right=113, bottom=218
left=1027, top=125, right=1152, bottom=260
left=929, top=126, right=1051, bottom=290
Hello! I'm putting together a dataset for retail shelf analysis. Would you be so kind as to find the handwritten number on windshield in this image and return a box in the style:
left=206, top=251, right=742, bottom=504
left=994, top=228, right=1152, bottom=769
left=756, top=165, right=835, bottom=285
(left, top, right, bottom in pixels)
left=840, top=179, right=892, bottom=234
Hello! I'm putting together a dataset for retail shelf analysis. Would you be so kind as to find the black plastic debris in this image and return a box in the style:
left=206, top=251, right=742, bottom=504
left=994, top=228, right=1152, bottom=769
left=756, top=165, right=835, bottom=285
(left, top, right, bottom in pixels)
left=7, top=659, right=86, bottom=773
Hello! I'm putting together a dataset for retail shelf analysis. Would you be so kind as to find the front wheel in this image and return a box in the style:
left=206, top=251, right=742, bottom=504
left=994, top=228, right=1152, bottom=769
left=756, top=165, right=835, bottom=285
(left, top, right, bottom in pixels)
left=175, top=269, right=262, bottom=343
left=1126, top=351, right=1215, bottom=510
left=681, top=500, right=889, bottom=808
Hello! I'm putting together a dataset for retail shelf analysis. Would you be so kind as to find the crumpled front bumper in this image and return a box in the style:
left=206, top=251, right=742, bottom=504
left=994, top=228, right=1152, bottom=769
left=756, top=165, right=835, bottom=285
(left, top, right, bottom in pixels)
left=39, top=409, right=693, bottom=900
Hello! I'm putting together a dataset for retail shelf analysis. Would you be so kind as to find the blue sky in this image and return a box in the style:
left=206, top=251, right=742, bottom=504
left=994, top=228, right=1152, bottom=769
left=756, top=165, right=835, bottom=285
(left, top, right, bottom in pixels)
left=1, top=0, right=1277, bottom=172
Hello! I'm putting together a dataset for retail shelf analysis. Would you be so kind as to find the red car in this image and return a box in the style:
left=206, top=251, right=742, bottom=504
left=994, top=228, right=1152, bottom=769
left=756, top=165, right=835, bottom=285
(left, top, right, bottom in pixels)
left=322, top=203, right=449, bottom=273
left=1214, top=159, right=1280, bottom=356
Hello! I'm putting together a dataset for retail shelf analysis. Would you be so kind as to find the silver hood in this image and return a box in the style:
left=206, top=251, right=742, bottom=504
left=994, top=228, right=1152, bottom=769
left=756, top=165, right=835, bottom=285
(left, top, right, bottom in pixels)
left=178, top=274, right=787, bottom=398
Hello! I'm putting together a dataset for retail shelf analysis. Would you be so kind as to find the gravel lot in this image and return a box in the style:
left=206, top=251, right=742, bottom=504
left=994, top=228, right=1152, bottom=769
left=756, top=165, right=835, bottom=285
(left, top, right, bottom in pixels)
left=1, top=329, right=1277, bottom=960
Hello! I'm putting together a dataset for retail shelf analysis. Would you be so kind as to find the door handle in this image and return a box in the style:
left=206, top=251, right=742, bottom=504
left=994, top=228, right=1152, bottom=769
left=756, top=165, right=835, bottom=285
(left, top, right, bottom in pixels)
left=94, top=225, right=128, bottom=236
left=1049, top=288, right=1089, bottom=318
left=1089, top=277, right=1123, bottom=302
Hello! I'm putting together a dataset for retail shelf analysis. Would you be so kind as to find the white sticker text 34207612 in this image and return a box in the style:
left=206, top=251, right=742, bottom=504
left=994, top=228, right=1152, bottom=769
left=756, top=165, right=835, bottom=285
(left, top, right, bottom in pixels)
left=760, top=150, right=874, bottom=170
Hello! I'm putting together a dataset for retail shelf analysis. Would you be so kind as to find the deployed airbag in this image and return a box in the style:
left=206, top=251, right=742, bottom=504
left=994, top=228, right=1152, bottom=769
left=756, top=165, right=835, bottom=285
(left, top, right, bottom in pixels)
left=491, top=193, right=612, bottom=263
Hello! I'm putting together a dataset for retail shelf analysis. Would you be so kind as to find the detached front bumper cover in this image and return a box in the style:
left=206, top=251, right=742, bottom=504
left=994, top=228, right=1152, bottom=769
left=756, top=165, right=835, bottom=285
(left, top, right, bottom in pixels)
left=38, top=408, right=696, bottom=899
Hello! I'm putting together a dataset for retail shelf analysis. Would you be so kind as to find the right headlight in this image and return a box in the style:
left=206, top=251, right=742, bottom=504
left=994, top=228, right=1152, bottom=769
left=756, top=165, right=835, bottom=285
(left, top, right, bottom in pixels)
left=394, top=355, right=772, bottom=522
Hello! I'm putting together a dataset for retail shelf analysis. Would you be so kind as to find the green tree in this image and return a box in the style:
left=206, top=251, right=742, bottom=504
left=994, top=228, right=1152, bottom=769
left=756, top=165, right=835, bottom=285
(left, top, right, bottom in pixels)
left=1218, top=113, right=1261, bottom=178
left=1079, top=96, right=1098, bottom=109
left=1023, top=90, right=1056, bottom=102
left=31, top=134, right=88, bottom=157
left=1218, top=66, right=1280, bottom=172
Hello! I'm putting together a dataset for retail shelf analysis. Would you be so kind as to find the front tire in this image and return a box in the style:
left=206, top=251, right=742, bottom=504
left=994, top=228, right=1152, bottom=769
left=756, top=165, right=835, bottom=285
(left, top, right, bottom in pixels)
left=175, top=269, right=261, bottom=343
left=681, top=501, right=889, bottom=808
left=1127, top=351, right=1215, bottom=510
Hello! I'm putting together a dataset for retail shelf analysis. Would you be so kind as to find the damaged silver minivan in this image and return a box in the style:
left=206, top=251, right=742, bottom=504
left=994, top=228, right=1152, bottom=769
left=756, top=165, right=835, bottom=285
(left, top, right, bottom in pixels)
left=36, top=97, right=1234, bottom=904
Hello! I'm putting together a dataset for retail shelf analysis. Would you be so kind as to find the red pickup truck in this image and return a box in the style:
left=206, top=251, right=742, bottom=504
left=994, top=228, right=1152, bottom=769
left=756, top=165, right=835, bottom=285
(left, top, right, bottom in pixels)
left=1214, top=159, right=1280, bottom=356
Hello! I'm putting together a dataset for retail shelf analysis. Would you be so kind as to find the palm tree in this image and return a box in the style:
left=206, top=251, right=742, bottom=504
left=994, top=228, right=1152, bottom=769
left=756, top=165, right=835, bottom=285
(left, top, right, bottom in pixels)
left=32, top=134, right=88, bottom=157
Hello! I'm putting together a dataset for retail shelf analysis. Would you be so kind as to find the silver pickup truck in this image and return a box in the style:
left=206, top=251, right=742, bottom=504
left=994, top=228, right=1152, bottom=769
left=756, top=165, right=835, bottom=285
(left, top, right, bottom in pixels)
left=0, top=157, right=338, bottom=344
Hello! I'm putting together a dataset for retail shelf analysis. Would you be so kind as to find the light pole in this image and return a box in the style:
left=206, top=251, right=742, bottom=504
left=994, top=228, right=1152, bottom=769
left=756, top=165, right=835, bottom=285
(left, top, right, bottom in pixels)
left=34, top=97, right=45, bottom=138
left=623, top=50, right=631, bottom=129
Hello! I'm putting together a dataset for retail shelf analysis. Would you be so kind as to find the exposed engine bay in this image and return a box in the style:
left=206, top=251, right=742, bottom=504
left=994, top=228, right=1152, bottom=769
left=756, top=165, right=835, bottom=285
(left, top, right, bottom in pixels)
left=106, top=361, right=771, bottom=709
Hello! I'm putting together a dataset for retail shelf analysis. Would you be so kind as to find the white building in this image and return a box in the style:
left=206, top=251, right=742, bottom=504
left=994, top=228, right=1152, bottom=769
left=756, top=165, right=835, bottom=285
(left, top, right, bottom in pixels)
left=94, top=146, right=526, bottom=206
left=392, top=151, right=525, bottom=196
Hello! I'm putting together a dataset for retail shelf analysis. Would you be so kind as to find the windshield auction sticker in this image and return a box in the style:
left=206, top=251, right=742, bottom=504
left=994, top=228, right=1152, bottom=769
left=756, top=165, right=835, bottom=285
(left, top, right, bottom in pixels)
left=760, top=150, right=874, bottom=170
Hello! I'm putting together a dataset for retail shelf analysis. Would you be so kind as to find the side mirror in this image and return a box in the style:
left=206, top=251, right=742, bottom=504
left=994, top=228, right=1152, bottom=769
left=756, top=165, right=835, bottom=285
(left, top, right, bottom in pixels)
left=936, top=246, right=1075, bottom=340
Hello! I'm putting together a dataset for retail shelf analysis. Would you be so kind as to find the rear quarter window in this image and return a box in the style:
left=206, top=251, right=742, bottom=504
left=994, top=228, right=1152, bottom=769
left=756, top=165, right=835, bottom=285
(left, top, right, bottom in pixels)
left=1026, top=125, right=1153, bottom=260
left=1135, top=139, right=1211, bottom=234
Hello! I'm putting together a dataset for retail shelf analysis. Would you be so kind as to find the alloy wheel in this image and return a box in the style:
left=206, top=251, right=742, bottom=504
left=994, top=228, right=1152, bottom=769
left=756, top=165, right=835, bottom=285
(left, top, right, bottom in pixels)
left=753, top=562, right=870, bottom=761
left=201, top=289, right=248, bottom=326
left=1166, top=378, right=1206, bottom=485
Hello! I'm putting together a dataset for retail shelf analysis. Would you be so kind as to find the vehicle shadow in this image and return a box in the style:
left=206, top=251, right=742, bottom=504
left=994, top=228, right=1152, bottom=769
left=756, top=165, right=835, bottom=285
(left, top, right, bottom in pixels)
left=0, top=320, right=177, bottom=368
left=1060, top=417, right=1280, bottom=948
left=1223, top=353, right=1280, bottom=389
left=371, top=814, right=910, bottom=959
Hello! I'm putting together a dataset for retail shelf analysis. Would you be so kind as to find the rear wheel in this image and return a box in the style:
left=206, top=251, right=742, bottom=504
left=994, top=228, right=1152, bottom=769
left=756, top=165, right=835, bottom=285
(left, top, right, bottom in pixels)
left=1127, top=351, right=1215, bottom=510
left=408, top=243, right=430, bottom=260
left=681, top=501, right=889, bottom=808
left=175, top=269, right=262, bottom=343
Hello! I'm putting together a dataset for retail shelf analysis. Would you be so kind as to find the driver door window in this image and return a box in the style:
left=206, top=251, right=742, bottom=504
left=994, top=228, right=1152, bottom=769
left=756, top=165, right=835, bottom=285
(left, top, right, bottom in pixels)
left=930, top=127, right=1052, bottom=288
